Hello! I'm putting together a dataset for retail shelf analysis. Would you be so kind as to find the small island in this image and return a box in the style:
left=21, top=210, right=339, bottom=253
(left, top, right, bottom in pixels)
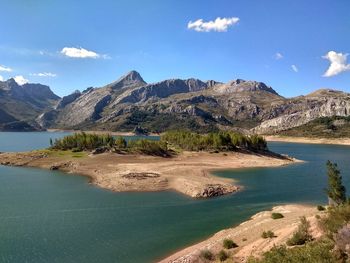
left=0, top=131, right=295, bottom=198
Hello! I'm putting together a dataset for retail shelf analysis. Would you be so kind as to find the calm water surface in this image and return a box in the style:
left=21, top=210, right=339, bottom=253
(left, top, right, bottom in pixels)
left=0, top=132, right=349, bottom=263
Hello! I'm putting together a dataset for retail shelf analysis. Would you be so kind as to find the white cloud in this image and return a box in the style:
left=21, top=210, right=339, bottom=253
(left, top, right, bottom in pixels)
left=291, top=65, right=298, bottom=72
left=14, top=75, right=29, bottom=85
left=322, top=51, right=350, bottom=77
left=30, top=72, right=57, bottom=77
left=187, top=17, right=239, bottom=32
left=60, top=47, right=100, bottom=58
left=275, top=52, right=283, bottom=60
left=0, top=75, right=3, bottom=81
left=0, top=65, right=12, bottom=72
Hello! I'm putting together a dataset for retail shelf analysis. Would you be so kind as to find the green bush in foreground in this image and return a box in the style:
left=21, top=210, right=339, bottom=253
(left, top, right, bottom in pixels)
left=262, top=230, right=275, bottom=239
left=286, top=216, right=312, bottom=246
left=317, top=205, right=326, bottom=211
left=218, top=250, right=229, bottom=261
left=271, top=213, right=284, bottom=219
left=247, top=239, right=336, bottom=263
left=200, top=249, right=214, bottom=261
left=223, top=238, right=238, bottom=249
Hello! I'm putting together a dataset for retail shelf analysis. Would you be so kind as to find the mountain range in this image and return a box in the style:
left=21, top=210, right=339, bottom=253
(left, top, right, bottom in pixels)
left=1, top=70, right=349, bottom=134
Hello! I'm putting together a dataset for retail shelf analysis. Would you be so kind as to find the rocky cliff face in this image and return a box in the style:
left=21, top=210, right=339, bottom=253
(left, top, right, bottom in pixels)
left=252, top=89, right=350, bottom=133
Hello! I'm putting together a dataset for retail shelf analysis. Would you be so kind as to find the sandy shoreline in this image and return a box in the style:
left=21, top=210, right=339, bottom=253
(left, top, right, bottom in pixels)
left=159, top=204, right=322, bottom=263
left=265, top=135, right=350, bottom=146
left=0, top=150, right=295, bottom=198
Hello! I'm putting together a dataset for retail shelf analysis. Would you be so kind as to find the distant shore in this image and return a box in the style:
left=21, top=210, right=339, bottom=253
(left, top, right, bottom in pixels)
left=0, top=149, right=296, bottom=198
left=46, top=129, right=160, bottom=136
left=159, top=204, right=322, bottom=263
left=265, top=135, right=350, bottom=146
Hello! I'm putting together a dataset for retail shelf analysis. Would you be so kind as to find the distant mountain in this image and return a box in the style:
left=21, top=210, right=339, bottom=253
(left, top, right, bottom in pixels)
left=0, top=79, right=60, bottom=131
left=3, top=71, right=350, bottom=134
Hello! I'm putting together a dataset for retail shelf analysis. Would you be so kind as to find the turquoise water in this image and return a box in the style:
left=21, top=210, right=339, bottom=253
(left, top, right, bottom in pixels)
left=0, top=132, right=349, bottom=263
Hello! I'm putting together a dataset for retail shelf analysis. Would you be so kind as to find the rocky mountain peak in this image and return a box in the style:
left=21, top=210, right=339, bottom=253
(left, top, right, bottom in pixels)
left=106, top=70, right=147, bottom=90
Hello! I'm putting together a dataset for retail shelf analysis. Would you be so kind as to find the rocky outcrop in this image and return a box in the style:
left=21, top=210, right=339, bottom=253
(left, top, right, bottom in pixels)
left=253, top=92, right=350, bottom=133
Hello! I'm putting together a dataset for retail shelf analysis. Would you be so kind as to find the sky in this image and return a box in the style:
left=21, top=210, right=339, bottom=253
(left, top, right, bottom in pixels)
left=0, top=0, right=349, bottom=98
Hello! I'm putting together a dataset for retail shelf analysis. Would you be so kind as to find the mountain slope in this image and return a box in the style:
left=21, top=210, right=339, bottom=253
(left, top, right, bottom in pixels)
left=0, top=79, right=60, bottom=130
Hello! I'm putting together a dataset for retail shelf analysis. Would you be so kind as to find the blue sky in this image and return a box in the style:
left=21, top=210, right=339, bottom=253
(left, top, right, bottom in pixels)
left=0, top=0, right=349, bottom=97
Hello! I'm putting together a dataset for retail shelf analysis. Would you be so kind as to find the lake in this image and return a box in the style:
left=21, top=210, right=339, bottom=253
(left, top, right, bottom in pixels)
left=0, top=132, right=349, bottom=263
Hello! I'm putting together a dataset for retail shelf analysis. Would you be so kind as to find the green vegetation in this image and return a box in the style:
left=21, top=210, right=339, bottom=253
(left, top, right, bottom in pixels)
left=326, top=161, right=346, bottom=205
left=50, top=131, right=268, bottom=157
left=317, top=205, right=326, bottom=211
left=274, top=116, right=350, bottom=138
left=51, top=132, right=115, bottom=151
left=51, top=132, right=170, bottom=157
left=247, top=239, right=336, bottom=263
left=262, top=230, right=275, bottom=239
left=271, top=213, right=284, bottom=219
left=200, top=249, right=214, bottom=261
left=223, top=239, right=238, bottom=249
left=286, top=216, right=312, bottom=246
left=161, top=130, right=267, bottom=152
left=218, top=250, right=229, bottom=261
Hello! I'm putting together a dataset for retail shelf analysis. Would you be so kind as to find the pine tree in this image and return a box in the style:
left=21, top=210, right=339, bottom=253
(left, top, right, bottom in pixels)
left=326, top=161, right=346, bottom=205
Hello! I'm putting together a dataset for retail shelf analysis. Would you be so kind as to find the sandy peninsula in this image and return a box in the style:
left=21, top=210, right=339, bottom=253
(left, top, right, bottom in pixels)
left=265, top=135, right=350, bottom=146
left=0, top=150, right=295, bottom=198
left=160, top=204, right=322, bottom=263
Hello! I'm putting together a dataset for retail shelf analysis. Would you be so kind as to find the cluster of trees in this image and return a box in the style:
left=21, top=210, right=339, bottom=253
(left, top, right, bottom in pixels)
left=51, top=132, right=170, bottom=157
left=50, top=132, right=115, bottom=151
left=160, top=130, right=267, bottom=151
left=51, top=130, right=267, bottom=154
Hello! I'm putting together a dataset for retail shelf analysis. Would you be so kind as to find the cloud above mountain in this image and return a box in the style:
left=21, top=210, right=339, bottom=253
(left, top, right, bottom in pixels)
left=187, top=17, right=239, bottom=32
left=14, top=75, right=29, bottom=85
left=30, top=72, right=57, bottom=77
left=0, top=65, right=12, bottom=72
left=60, top=47, right=100, bottom=58
left=322, top=51, right=350, bottom=77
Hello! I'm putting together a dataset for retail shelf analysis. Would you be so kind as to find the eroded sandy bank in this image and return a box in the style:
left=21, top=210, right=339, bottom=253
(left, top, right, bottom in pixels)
left=0, top=150, right=295, bottom=198
left=159, top=204, right=322, bottom=263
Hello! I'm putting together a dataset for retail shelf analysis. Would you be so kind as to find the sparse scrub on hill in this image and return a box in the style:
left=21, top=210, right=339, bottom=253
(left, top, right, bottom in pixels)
left=160, top=130, right=267, bottom=152
left=200, top=249, right=214, bottom=261
left=286, top=216, right=312, bottom=246
left=262, top=230, right=275, bottom=239
left=271, top=213, right=284, bottom=219
left=223, top=238, right=238, bottom=249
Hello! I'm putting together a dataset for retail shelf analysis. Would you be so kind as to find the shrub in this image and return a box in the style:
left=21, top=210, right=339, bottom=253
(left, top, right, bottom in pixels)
left=200, top=249, right=214, bottom=261
left=247, top=239, right=336, bottom=263
left=115, top=136, right=127, bottom=149
left=223, top=238, right=238, bottom=249
left=286, top=216, right=312, bottom=246
left=218, top=250, right=229, bottom=261
left=262, top=230, right=275, bottom=239
left=320, top=203, right=350, bottom=236
left=317, top=205, right=326, bottom=211
left=271, top=213, right=284, bottom=219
